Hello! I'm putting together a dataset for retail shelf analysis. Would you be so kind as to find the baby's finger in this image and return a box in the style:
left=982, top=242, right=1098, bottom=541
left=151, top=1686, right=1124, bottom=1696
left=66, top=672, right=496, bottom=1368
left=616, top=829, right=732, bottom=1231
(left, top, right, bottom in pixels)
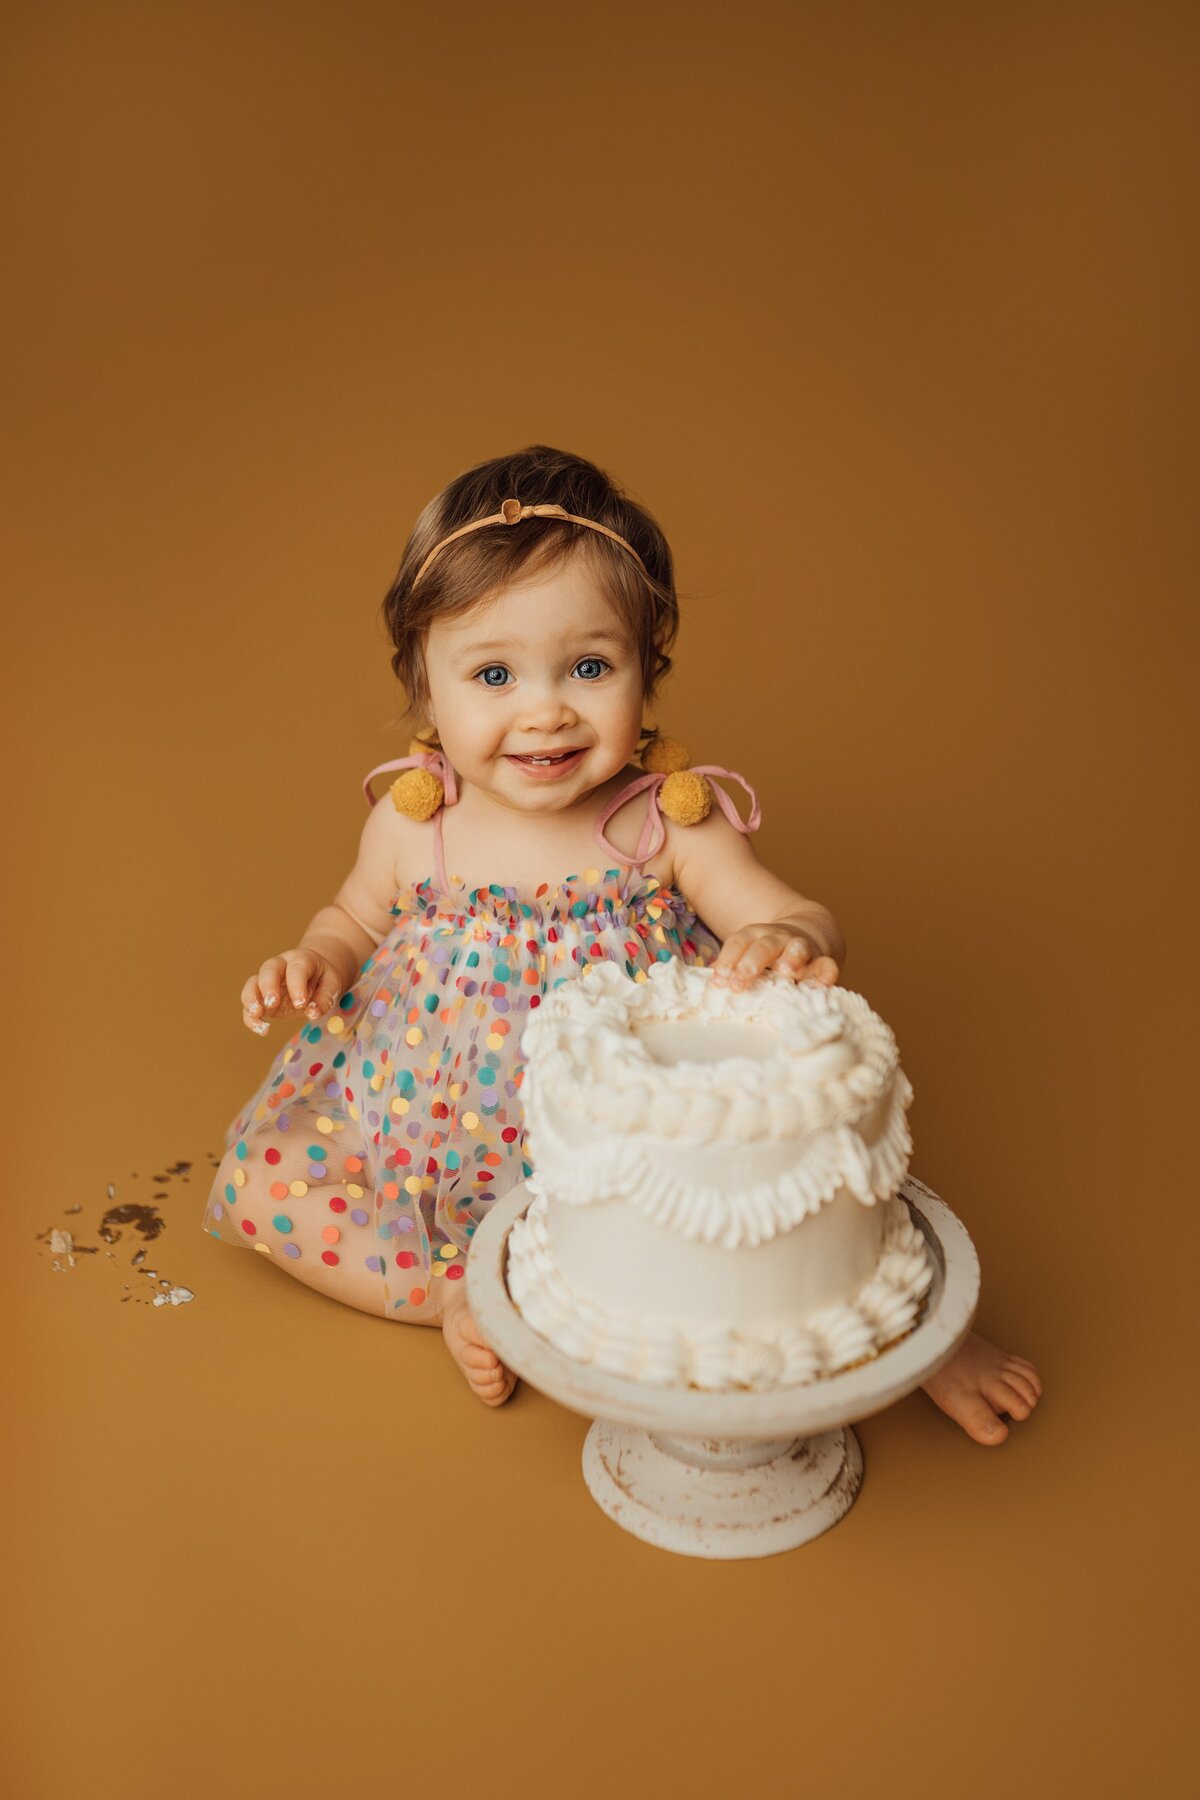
left=242, top=1004, right=270, bottom=1037
left=780, top=937, right=814, bottom=972
left=285, top=950, right=322, bottom=1010
left=711, top=930, right=753, bottom=977
left=713, top=927, right=775, bottom=985
left=257, top=955, right=288, bottom=1013
left=305, top=964, right=343, bottom=1019
left=800, top=956, right=840, bottom=987
left=730, top=940, right=778, bottom=984
left=241, top=974, right=266, bottom=1015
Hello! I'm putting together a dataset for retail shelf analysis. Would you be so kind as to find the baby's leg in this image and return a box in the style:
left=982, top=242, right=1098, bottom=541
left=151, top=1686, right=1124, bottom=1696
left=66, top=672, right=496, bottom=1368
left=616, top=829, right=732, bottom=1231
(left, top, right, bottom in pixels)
left=206, top=1126, right=400, bottom=1320
left=206, top=1126, right=520, bottom=1403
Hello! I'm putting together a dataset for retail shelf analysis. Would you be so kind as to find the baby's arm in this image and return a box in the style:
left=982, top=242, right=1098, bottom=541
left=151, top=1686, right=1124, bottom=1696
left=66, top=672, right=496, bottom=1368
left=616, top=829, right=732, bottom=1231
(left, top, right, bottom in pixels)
left=242, top=797, right=401, bottom=1029
left=670, top=801, right=846, bottom=990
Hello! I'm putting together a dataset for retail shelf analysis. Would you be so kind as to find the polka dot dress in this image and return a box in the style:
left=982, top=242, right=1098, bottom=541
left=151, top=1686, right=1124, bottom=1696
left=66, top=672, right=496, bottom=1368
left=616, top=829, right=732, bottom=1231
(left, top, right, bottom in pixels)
left=202, top=832, right=722, bottom=1321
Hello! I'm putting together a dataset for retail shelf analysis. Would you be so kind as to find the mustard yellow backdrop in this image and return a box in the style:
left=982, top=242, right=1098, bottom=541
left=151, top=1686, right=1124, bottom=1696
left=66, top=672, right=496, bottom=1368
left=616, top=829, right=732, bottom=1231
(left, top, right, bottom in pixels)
left=5, top=3, right=1195, bottom=1796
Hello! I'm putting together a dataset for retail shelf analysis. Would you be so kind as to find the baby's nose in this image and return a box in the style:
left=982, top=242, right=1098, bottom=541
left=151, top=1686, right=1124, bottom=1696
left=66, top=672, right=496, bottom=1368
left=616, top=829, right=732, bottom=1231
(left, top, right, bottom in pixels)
left=517, top=694, right=579, bottom=730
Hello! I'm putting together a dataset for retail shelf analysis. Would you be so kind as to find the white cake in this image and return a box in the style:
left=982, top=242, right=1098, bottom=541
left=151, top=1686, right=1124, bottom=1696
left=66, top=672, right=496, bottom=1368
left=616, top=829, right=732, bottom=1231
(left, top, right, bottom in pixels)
left=505, top=959, right=934, bottom=1391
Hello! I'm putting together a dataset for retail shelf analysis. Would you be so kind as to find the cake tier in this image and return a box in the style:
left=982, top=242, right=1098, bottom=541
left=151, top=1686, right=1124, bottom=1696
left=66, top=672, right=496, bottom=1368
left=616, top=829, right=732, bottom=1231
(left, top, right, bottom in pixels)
left=520, top=958, right=912, bottom=1146
left=521, top=962, right=913, bottom=1251
left=544, top=1181, right=884, bottom=1330
left=506, top=1189, right=934, bottom=1390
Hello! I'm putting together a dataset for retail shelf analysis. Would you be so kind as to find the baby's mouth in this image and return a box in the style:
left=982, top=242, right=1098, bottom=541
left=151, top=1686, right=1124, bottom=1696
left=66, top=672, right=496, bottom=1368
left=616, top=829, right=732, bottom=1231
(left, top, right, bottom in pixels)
left=507, top=749, right=585, bottom=766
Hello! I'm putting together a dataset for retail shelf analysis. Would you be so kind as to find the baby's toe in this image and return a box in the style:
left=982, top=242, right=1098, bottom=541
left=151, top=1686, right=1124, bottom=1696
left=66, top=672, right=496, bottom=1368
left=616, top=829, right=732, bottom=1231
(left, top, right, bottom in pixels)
left=473, top=1368, right=516, bottom=1407
left=461, top=1344, right=500, bottom=1373
left=1006, top=1356, right=1043, bottom=1395
left=989, top=1381, right=1031, bottom=1420
left=1002, top=1369, right=1041, bottom=1411
left=961, top=1393, right=1010, bottom=1445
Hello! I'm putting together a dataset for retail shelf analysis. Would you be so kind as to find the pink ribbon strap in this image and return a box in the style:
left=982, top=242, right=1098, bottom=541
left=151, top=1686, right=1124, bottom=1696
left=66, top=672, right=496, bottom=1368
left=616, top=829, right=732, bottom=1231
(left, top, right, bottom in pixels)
left=362, top=750, right=459, bottom=809
left=593, top=765, right=762, bottom=867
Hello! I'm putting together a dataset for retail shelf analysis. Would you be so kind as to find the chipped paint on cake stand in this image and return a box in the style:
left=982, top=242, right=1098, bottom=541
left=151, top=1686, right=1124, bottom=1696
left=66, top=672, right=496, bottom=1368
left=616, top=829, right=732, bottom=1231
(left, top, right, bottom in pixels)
left=467, top=1174, right=979, bottom=1560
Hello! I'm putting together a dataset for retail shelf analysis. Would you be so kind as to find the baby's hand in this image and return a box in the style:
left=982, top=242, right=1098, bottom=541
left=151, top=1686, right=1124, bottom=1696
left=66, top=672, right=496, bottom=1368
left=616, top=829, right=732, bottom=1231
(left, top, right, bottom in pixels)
left=241, top=950, right=344, bottom=1035
left=710, top=923, right=840, bottom=992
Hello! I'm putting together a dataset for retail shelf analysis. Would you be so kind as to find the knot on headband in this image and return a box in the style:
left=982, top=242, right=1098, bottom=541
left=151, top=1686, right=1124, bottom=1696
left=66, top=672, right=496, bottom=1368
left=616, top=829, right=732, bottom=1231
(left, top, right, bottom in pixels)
left=412, top=495, right=651, bottom=589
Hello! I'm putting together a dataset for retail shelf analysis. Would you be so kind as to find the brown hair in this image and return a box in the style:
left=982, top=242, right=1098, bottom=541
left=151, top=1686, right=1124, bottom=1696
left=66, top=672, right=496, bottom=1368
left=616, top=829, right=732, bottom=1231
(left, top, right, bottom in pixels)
left=380, top=445, right=681, bottom=745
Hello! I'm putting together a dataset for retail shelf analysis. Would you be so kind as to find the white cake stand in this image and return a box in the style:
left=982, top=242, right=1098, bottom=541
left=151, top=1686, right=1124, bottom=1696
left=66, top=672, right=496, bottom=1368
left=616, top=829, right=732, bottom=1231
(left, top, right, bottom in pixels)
left=467, top=1175, right=979, bottom=1560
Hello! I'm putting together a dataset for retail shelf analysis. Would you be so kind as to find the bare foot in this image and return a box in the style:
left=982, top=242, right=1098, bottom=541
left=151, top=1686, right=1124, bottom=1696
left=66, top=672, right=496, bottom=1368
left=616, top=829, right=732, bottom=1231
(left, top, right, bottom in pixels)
left=441, top=1286, right=519, bottom=1407
left=921, top=1330, right=1043, bottom=1446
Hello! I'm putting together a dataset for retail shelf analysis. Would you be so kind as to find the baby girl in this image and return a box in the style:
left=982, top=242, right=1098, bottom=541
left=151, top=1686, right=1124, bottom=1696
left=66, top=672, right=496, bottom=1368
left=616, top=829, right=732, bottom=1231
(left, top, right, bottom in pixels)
left=203, top=444, right=1042, bottom=1445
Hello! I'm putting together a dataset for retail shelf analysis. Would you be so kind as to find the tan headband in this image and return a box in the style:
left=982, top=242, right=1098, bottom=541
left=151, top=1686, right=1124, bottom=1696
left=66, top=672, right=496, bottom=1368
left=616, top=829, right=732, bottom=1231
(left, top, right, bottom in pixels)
left=412, top=496, right=651, bottom=588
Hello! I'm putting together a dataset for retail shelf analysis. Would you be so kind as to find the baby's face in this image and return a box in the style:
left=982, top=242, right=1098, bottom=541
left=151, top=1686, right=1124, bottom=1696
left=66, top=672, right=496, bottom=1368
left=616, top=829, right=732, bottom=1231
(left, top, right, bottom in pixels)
left=423, top=560, right=644, bottom=814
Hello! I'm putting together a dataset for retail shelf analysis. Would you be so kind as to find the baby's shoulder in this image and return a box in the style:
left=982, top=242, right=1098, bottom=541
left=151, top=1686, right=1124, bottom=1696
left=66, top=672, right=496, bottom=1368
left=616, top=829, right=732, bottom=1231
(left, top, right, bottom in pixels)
left=597, top=758, right=746, bottom=891
left=647, top=753, right=764, bottom=897
left=357, top=777, right=439, bottom=895
left=386, top=795, right=440, bottom=892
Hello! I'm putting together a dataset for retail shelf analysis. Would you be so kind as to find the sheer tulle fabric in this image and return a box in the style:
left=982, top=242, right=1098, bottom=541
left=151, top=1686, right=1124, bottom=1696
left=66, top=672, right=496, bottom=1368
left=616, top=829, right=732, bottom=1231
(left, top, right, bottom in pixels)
left=201, top=861, right=721, bottom=1320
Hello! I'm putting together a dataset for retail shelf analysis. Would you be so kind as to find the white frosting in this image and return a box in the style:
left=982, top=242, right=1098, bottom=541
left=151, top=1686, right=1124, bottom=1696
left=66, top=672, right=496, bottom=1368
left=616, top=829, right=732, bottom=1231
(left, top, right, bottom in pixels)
left=520, top=958, right=908, bottom=1142
left=507, top=1191, right=933, bottom=1389
left=522, top=961, right=914, bottom=1250
left=507, top=961, right=933, bottom=1391
left=541, top=1179, right=884, bottom=1330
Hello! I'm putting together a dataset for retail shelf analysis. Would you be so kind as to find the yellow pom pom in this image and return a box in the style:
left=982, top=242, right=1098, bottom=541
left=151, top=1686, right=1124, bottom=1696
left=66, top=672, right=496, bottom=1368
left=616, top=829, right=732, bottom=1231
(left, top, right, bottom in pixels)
left=641, top=735, right=691, bottom=774
left=407, top=736, right=431, bottom=756
left=658, top=769, right=712, bottom=826
left=389, top=767, right=443, bottom=820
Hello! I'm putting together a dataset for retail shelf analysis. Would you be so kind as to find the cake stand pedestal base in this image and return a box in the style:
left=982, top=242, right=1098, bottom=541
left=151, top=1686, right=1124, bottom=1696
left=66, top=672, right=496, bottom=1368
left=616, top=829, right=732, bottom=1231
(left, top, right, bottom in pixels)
left=581, top=1423, right=863, bottom=1559
left=468, top=1175, right=979, bottom=1560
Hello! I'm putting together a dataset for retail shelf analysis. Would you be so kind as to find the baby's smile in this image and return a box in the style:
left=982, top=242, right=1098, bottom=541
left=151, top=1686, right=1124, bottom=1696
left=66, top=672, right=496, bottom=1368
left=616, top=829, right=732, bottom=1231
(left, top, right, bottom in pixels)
left=504, top=747, right=589, bottom=779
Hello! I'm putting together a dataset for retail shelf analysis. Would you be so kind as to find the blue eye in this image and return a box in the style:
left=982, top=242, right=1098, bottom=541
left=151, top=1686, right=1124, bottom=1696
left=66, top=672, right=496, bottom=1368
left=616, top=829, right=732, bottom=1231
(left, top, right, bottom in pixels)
left=475, top=665, right=510, bottom=687
left=574, top=657, right=610, bottom=680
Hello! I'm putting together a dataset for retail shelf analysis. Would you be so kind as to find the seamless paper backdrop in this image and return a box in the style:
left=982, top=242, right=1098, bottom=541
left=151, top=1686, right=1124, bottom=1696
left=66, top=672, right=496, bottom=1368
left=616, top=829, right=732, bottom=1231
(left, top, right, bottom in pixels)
left=3, top=4, right=1196, bottom=1798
